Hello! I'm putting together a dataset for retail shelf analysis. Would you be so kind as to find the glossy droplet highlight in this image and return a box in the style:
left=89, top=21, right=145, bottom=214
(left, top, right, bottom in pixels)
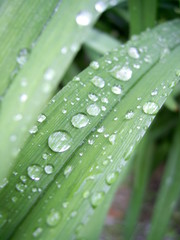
left=71, top=113, right=89, bottom=128
left=143, top=102, right=159, bottom=115
left=37, top=114, right=46, bottom=123
left=111, top=85, right=122, bottom=95
left=111, top=66, right=132, bottom=81
left=44, top=165, right=54, bottom=175
left=87, top=104, right=100, bottom=116
left=95, top=1, right=107, bottom=13
left=91, top=192, right=105, bottom=208
left=29, top=125, right=38, bottom=134
left=90, top=61, right=99, bottom=69
left=128, top=47, right=140, bottom=59
left=76, top=11, right=92, bottom=26
left=91, top=76, right=105, bottom=88
left=27, top=164, right=43, bottom=181
left=106, top=172, right=118, bottom=185
left=46, top=210, right=60, bottom=227
left=48, top=131, right=72, bottom=153
left=16, top=48, right=29, bottom=67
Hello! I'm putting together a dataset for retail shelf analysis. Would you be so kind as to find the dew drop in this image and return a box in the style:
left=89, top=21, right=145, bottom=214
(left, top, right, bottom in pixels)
left=90, top=61, right=99, bottom=69
left=111, top=66, right=132, bottom=81
left=48, top=131, right=72, bottom=153
left=20, top=94, right=28, bottom=102
left=143, top=102, right=159, bottom=115
left=151, top=89, right=158, bottom=96
left=111, top=85, right=122, bottom=95
left=91, top=192, right=105, bottom=208
left=106, top=172, right=118, bottom=185
left=0, top=212, right=7, bottom=228
left=32, top=227, right=43, bottom=237
left=109, top=134, right=116, bottom=145
left=20, top=175, right=27, bottom=183
left=37, top=114, right=46, bottom=123
left=71, top=113, right=89, bottom=128
left=91, top=76, right=105, bottom=88
left=27, top=164, right=43, bottom=181
left=83, top=190, right=90, bottom=199
left=88, top=93, right=98, bottom=102
left=76, top=11, right=92, bottom=26
left=29, top=125, right=38, bottom=134
left=176, top=69, right=180, bottom=77
left=95, top=1, right=107, bottom=13
left=128, top=47, right=140, bottom=59
left=16, top=182, right=26, bottom=192
left=64, top=165, right=73, bottom=177
left=44, top=165, right=54, bottom=175
left=44, top=68, right=55, bottom=81
left=46, top=210, right=60, bottom=227
left=87, top=104, right=101, bottom=116
left=16, top=48, right=29, bottom=67
left=125, top=110, right=135, bottom=119
left=97, top=126, right=105, bottom=133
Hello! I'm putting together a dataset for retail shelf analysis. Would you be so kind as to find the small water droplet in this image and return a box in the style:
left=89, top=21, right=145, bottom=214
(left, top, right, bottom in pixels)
left=44, top=165, right=54, bottom=175
left=20, top=175, right=27, bottom=183
left=106, top=172, right=118, bottom=185
left=151, top=89, right=158, bottom=96
left=16, top=48, right=29, bottom=67
left=91, top=76, right=105, bottom=88
left=91, top=192, right=104, bottom=208
left=16, top=182, right=26, bottom=192
left=125, top=110, right=135, bottom=119
left=111, top=66, right=132, bottom=81
left=48, top=131, right=72, bottom=153
left=71, top=113, right=89, bottom=128
left=83, top=190, right=90, bottom=199
left=143, top=102, right=159, bottom=115
left=29, top=125, right=38, bottom=134
left=176, top=69, right=180, bottom=77
left=76, top=11, right=92, bottom=26
left=87, top=104, right=100, bottom=116
left=64, top=165, right=73, bottom=177
left=88, top=93, right=98, bottom=102
left=44, top=68, right=55, bottom=81
left=109, top=134, right=116, bottom=145
left=111, top=85, right=122, bottom=95
left=27, top=164, right=43, bottom=181
left=37, top=114, right=46, bottom=123
left=97, top=126, right=105, bottom=133
left=90, top=61, right=99, bottom=69
left=101, top=97, right=108, bottom=103
left=0, top=178, right=8, bottom=189
left=95, top=1, right=107, bottom=13
left=0, top=212, right=7, bottom=228
left=20, top=93, right=28, bottom=102
left=12, top=196, right=18, bottom=203
left=46, top=210, right=60, bottom=227
left=32, top=227, right=43, bottom=237
left=128, top=47, right=140, bottom=59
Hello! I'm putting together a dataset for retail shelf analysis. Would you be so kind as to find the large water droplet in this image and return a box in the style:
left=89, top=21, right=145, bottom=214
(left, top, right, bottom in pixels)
left=44, top=165, right=54, bottom=175
left=91, top=192, right=105, bottom=208
left=91, top=76, right=105, bottom=88
left=76, top=11, right=92, bottom=26
left=48, top=131, right=72, bottom=153
left=106, top=172, right=118, bottom=185
left=111, top=85, right=122, bottom=95
left=143, top=102, right=159, bottom=115
left=87, top=104, right=100, bottom=116
left=71, top=113, right=89, bottom=128
left=111, top=66, right=132, bottom=81
left=27, top=165, right=43, bottom=181
left=90, top=61, right=99, bottom=69
left=16, top=48, right=29, bottom=67
left=46, top=210, right=60, bottom=227
left=128, top=47, right=140, bottom=59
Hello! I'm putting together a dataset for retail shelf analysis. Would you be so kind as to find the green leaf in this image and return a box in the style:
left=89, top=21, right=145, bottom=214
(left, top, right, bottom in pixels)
left=0, top=20, right=180, bottom=239
left=147, top=119, right=180, bottom=240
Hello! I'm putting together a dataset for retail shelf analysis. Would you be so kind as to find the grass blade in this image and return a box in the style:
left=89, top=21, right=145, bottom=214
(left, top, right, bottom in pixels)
left=0, top=20, right=180, bottom=239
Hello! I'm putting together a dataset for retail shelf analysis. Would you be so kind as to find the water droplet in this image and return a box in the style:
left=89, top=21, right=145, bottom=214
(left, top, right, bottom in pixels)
left=0, top=178, right=8, bottom=189
left=20, top=94, right=28, bottom=102
left=44, top=165, right=54, bottom=175
left=143, top=102, right=159, bottom=115
left=44, top=68, right=55, bottom=81
left=46, top=210, right=60, bottom=227
left=20, top=175, right=27, bottom=183
left=64, top=165, right=73, bottom=177
left=16, top=48, right=29, bottom=67
left=90, top=61, right=99, bottom=69
left=91, top=76, right=105, bottom=88
left=111, top=66, right=132, bottom=81
left=71, top=113, right=89, bottom=128
left=97, top=126, right=105, bottom=133
left=12, top=196, right=18, bottom=203
left=151, top=89, right=158, bottom=96
left=109, top=134, right=116, bottom=145
left=106, top=172, right=118, bottom=185
left=16, top=182, right=26, bottom=192
left=76, top=11, right=92, bottom=26
left=48, top=131, right=72, bottom=153
left=29, top=125, right=38, bottom=134
left=87, top=103, right=100, bottom=116
left=88, top=93, right=98, bottom=102
left=0, top=212, right=7, bottom=228
left=101, top=97, right=108, bottom=103
left=111, top=85, right=122, bottom=95
left=95, top=1, right=107, bottom=13
left=176, top=69, right=180, bottom=77
left=125, top=110, right=135, bottom=119
left=32, top=227, right=43, bottom=237
left=14, top=114, right=23, bottom=121
left=91, top=192, right=104, bottom=208
left=128, top=47, right=140, bottom=59
left=83, top=190, right=90, bottom=199
left=37, top=114, right=46, bottom=123
left=27, top=164, right=43, bottom=181
left=70, top=211, right=77, bottom=218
